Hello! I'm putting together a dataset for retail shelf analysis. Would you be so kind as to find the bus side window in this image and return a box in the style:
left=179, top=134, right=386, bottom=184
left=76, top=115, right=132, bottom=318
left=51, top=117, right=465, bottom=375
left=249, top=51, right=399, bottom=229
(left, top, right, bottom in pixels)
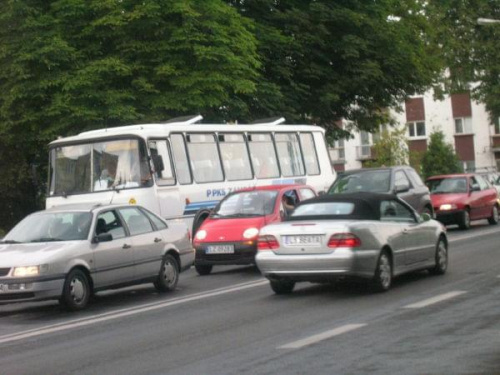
left=219, top=133, right=253, bottom=181
left=275, top=133, right=305, bottom=177
left=247, top=133, right=280, bottom=179
left=299, top=133, right=320, bottom=175
left=148, top=140, right=175, bottom=186
left=186, top=133, right=224, bottom=183
left=170, top=134, right=193, bottom=185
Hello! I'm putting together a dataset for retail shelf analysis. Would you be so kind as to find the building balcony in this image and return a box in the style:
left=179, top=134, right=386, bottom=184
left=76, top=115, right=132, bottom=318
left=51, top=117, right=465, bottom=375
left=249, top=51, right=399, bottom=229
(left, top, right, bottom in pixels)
left=356, top=145, right=373, bottom=160
left=491, top=134, right=500, bottom=152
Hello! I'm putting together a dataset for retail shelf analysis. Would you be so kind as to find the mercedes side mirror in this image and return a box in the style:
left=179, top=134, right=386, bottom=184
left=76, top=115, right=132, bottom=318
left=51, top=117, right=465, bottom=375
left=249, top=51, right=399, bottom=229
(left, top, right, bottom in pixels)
left=420, top=213, right=432, bottom=222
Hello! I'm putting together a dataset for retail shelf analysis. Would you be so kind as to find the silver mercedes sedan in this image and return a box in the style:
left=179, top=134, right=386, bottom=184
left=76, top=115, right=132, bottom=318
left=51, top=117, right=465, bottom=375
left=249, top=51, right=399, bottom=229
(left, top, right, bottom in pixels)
left=0, top=204, right=194, bottom=310
left=256, top=193, right=448, bottom=294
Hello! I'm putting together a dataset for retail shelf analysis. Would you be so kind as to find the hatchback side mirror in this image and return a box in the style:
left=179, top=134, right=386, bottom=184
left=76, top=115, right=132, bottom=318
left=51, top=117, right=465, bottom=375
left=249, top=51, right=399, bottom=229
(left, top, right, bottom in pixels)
left=470, top=184, right=480, bottom=192
left=93, top=233, right=113, bottom=243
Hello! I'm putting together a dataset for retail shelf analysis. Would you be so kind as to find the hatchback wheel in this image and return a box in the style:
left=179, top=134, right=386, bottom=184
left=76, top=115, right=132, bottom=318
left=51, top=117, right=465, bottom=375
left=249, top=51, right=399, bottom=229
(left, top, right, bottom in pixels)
left=429, top=239, right=448, bottom=275
left=488, top=205, right=499, bottom=225
left=458, top=209, right=471, bottom=230
left=371, top=251, right=392, bottom=292
left=154, top=254, right=179, bottom=292
left=270, top=280, right=295, bottom=294
left=60, top=269, right=91, bottom=311
left=195, top=264, right=213, bottom=276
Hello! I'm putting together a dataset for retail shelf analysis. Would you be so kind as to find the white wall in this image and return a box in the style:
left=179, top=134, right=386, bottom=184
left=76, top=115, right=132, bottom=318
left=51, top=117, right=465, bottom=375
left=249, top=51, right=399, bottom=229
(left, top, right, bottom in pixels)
left=330, top=90, right=497, bottom=172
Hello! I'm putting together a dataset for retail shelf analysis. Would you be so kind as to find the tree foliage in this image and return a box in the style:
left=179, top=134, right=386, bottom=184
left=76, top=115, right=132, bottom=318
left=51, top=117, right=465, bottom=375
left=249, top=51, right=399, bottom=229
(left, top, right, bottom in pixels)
left=365, top=127, right=409, bottom=168
left=421, top=131, right=462, bottom=180
left=0, top=0, right=445, bottom=230
left=227, top=0, right=441, bottom=136
left=429, top=0, right=500, bottom=119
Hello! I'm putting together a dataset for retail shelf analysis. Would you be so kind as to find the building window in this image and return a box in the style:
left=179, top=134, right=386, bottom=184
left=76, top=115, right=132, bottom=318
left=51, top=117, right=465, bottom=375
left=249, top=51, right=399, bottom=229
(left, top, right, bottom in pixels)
left=495, top=118, right=500, bottom=135
left=357, top=131, right=372, bottom=159
left=407, top=122, right=426, bottom=138
left=330, top=138, right=345, bottom=161
left=455, top=117, right=473, bottom=134
left=372, top=124, right=389, bottom=143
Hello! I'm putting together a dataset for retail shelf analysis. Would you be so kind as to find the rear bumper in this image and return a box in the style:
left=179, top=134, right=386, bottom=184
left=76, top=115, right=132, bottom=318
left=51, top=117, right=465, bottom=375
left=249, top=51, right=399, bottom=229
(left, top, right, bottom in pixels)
left=0, top=276, right=65, bottom=304
left=255, top=249, right=379, bottom=281
left=195, top=242, right=257, bottom=266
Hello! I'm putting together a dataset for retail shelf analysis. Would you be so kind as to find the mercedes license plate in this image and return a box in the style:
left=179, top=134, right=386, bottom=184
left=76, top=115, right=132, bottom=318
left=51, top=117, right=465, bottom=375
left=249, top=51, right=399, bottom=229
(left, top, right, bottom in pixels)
left=283, top=235, right=322, bottom=246
left=206, top=245, right=235, bottom=254
left=0, top=284, right=5, bottom=293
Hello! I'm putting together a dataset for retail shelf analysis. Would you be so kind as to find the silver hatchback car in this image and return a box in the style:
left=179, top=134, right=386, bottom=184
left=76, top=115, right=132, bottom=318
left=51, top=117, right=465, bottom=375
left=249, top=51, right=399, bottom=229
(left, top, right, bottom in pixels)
left=0, top=204, right=194, bottom=310
left=256, top=193, right=448, bottom=294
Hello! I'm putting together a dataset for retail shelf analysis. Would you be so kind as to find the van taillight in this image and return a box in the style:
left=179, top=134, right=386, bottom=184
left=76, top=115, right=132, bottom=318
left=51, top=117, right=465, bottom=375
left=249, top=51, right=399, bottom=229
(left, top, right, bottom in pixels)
left=327, top=233, right=361, bottom=248
left=257, top=235, right=280, bottom=250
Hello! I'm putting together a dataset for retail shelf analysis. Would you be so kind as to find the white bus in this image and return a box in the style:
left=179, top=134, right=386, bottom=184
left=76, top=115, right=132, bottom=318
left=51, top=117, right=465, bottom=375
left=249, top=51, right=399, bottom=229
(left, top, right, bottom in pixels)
left=47, top=116, right=335, bottom=233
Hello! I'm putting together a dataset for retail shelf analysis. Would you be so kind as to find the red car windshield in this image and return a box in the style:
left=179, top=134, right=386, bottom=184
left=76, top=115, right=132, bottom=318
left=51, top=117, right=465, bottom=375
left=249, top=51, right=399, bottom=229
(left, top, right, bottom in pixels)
left=427, top=178, right=468, bottom=194
left=213, top=191, right=278, bottom=218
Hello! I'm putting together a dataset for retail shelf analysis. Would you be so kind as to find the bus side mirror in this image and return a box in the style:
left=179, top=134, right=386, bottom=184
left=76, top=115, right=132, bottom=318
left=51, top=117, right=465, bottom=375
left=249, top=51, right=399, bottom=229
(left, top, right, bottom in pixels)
left=151, top=154, right=165, bottom=173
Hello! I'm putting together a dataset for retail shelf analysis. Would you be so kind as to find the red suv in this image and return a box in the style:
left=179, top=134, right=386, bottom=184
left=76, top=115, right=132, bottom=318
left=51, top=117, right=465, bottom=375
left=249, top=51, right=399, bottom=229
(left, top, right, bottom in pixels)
left=193, top=185, right=316, bottom=275
left=426, top=173, right=499, bottom=229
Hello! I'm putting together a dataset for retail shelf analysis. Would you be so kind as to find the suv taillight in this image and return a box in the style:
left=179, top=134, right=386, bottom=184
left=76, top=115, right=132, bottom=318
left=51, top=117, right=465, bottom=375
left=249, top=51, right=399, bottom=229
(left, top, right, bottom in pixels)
left=257, top=235, right=280, bottom=250
left=327, top=233, right=361, bottom=248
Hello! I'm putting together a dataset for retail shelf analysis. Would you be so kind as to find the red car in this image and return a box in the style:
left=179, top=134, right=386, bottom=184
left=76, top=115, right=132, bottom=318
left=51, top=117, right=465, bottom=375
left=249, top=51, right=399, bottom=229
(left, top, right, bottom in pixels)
left=193, top=184, right=317, bottom=275
left=426, top=173, right=499, bottom=229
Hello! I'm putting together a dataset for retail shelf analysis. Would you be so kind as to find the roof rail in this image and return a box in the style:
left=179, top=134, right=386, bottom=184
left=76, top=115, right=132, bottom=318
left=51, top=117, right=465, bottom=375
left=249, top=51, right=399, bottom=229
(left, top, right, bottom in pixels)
left=162, top=115, right=203, bottom=125
left=250, top=117, right=286, bottom=126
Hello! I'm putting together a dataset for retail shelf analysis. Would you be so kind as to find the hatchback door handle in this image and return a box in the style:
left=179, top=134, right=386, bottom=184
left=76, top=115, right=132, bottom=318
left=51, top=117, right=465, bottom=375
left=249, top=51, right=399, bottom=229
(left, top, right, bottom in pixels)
left=154, top=238, right=162, bottom=243
left=122, top=243, right=132, bottom=249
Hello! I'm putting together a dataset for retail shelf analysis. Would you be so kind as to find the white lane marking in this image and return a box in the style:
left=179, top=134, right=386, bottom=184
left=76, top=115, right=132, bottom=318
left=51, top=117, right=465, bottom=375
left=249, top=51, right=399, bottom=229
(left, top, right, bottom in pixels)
left=403, top=291, right=466, bottom=309
left=0, top=279, right=268, bottom=345
left=448, top=227, right=500, bottom=243
left=278, top=324, right=366, bottom=350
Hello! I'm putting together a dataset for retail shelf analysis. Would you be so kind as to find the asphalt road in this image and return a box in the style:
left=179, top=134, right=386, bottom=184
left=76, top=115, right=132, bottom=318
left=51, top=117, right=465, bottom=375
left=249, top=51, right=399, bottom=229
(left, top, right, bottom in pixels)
left=1, top=221, right=499, bottom=375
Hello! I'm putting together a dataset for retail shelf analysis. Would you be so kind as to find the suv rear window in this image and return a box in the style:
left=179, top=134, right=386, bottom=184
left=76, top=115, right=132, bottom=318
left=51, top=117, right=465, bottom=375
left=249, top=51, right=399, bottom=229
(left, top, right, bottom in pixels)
left=329, top=170, right=391, bottom=194
left=407, top=169, right=425, bottom=187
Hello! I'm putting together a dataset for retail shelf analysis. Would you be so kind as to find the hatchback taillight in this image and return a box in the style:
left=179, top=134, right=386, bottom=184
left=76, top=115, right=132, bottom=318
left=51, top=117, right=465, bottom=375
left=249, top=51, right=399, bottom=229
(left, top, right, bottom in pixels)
left=257, top=235, right=280, bottom=250
left=327, top=233, right=361, bottom=248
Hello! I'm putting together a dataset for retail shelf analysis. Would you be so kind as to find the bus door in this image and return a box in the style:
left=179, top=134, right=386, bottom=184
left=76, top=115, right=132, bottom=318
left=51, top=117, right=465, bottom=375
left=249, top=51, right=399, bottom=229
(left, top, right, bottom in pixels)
left=148, top=139, right=184, bottom=220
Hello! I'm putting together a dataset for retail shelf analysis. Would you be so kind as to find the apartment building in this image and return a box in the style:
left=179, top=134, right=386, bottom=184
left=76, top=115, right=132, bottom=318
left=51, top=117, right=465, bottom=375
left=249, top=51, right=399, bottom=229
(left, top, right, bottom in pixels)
left=329, top=90, right=500, bottom=173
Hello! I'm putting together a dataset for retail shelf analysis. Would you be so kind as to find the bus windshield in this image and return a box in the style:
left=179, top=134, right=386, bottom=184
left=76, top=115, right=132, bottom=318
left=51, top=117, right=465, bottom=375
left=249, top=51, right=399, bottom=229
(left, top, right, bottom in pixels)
left=49, top=138, right=152, bottom=196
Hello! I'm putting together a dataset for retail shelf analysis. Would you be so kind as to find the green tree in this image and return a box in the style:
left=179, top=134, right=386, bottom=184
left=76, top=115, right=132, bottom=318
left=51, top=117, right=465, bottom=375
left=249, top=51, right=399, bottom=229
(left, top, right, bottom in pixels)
left=228, top=0, right=442, bottom=137
left=0, top=0, right=260, bottom=231
left=421, top=131, right=462, bottom=180
left=365, top=127, right=409, bottom=168
left=428, top=0, right=500, bottom=119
